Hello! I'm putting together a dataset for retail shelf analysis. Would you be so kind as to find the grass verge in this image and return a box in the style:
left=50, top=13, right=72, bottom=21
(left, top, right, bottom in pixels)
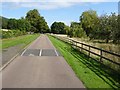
left=2, top=34, right=40, bottom=49
left=48, top=35, right=120, bottom=89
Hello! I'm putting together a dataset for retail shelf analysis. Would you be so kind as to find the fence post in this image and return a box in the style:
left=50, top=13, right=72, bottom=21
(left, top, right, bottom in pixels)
left=71, top=40, right=73, bottom=46
left=70, top=40, right=73, bottom=50
left=100, top=49, right=103, bottom=63
left=88, top=46, right=90, bottom=57
left=76, top=42, right=77, bottom=49
left=81, top=43, right=83, bottom=52
left=70, top=40, right=72, bottom=45
left=68, top=39, right=70, bottom=44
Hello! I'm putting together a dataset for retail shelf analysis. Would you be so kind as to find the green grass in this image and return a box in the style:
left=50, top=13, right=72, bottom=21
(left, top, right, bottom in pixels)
left=48, top=35, right=120, bottom=89
left=2, top=34, right=40, bottom=49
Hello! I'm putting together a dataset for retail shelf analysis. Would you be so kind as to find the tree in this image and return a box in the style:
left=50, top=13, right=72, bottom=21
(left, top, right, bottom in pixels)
left=116, top=15, right=120, bottom=43
left=26, top=9, right=49, bottom=33
left=109, top=13, right=119, bottom=43
left=37, top=17, right=49, bottom=33
left=7, top=19, right=18, bottom=29
left=64, top=25, right=70, bottom=36
left=51, top=22, right=66, bottom=34
left=80, top=10, right=99, bottom=39
left=26, top=9, right=40, bottom=32
left=96, top=14, right=112, bottom=43
left=70, top=22, right=79, bottom=37
left=17, top=18, right=31, bottom=32
left=0, top=16, right=8, bottom=29
left=69, top=22, right=87, bottom=38
left=51, top=22, right=58, bottom=34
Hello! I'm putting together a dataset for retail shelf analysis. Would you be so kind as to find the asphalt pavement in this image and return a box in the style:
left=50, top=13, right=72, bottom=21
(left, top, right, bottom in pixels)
left=2, top=34, right=85, bottom=88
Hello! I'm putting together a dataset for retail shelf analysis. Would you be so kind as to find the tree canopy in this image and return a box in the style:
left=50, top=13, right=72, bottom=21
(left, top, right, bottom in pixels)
left=1, top=9, right=49, bottom=33
left=0, top=16, right=8, bottom=29
left=69, top=22, right=87, bottom=38
left=25, top=9, right=49, bottom=33
left=51, top=22, right=66, bottom=34
left=1, top=9, right=120, bottom=43
left=80, top=10, right=99, bottom=38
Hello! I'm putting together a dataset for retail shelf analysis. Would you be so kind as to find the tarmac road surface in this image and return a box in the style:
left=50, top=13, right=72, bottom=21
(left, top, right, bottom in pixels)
left=2, top=34, right=85, bottom=88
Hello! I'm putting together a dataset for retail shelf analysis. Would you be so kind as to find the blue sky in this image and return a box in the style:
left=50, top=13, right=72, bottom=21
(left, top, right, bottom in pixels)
left=1, top=2, right=119, bottom=26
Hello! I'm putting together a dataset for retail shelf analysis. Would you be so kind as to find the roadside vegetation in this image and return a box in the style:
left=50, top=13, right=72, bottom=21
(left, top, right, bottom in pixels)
left=49, top=35, right=120, bottom=89
left=1, top=30, right=27, bottom=39
left=50, top=10, right=120, bottom=73
left=2, top=34, right=39, bottom=49
left=0, top=9, right=50, bottom=39
left=1, top=9, right=49, bottom=66
left=50, top=10, right=119, bottom=44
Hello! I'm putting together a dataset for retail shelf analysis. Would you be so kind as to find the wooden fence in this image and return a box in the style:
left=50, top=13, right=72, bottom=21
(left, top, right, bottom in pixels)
left=51, top=34, right=120, bottom=72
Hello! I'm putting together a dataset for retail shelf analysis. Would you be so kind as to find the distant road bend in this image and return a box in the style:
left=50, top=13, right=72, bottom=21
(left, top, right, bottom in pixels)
left=2, top=34, right=85, bottom=88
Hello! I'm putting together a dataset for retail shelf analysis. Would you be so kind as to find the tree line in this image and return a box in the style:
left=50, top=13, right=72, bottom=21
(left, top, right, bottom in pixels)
left=1, top=9, right=49, bottom=33
left=50, top=10, right=120, bottom=43
left=1, top=9, right=119, bottom=43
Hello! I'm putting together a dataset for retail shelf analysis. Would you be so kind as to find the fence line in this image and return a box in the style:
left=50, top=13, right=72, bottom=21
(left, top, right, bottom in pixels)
left=51, top=34, right=120, bottom=71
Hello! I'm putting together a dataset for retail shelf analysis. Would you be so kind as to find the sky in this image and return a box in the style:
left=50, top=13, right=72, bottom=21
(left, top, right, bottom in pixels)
left=0, top=0, right=119, bottom=26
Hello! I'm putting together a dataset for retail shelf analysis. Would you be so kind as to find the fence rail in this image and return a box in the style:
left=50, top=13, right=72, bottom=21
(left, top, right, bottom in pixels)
left=51, top=35, right=120, bottom=69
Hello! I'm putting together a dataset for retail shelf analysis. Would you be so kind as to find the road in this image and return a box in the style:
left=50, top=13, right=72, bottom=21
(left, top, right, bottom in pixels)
left=2, top=34, right=85, bottom=88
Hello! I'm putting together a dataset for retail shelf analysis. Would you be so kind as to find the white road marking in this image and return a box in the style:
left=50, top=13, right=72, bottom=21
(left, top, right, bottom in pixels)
left=29, top=54, right=34, bottom=56
left=55, top=49, right=58, bottom=56
left=21, top=49, right=27, bottom=56
left=39, top=49, right=42, bottom=56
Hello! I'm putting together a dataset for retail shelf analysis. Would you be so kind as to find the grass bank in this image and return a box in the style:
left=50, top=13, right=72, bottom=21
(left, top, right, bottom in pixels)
left=48, top=35, right=120, bottom=89
left=2, top=34, right=40, bottom=49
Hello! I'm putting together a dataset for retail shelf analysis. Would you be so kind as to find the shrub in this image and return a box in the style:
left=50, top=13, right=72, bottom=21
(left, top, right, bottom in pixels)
left=2, top=30, right=27, bottom=39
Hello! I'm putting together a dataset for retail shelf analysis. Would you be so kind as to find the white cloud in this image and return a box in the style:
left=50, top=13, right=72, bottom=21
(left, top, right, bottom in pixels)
left=1, top=0, right=119, bottom=10
left=17, top=2, right=74, bottom=10
left=2, top=2, right=83, bottom=10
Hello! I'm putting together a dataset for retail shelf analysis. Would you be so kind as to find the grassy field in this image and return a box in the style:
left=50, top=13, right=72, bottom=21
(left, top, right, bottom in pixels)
left=48, top=35, right=120, bottom=89
left=2, top=34, right=40, bottom=49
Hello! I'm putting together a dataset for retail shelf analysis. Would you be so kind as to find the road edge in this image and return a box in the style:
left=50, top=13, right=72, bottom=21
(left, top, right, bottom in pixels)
left=0, top=35, right=40, bottom=71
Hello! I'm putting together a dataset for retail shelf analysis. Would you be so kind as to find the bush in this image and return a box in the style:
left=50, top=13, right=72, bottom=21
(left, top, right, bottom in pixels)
left=2, top=30, right=27, bottom=39
left=2, top=31, right=13, bottom=38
